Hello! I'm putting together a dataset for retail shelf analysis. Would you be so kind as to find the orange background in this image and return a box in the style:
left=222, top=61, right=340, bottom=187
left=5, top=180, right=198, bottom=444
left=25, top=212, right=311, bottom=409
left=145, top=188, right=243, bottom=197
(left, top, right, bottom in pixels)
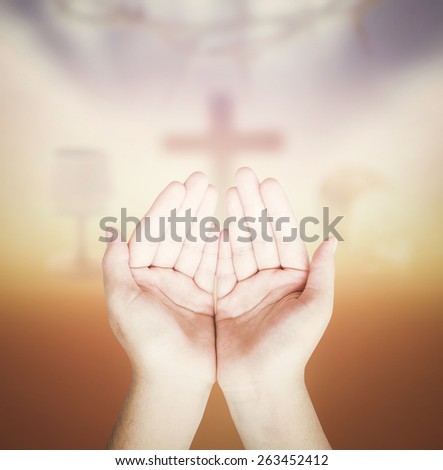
left=1, top=254, right=442, bottom=449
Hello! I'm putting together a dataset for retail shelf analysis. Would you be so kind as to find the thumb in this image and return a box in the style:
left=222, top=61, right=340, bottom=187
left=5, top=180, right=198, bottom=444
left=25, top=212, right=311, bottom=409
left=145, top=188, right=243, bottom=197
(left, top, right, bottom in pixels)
left=102, top=231, right=138, bottom=293
left=300, top=237, right=337, bottom=309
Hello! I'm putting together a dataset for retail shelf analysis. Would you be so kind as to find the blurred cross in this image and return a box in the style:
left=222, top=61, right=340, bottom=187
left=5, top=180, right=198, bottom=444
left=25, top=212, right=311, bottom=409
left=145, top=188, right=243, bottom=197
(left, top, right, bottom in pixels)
left=164, top=93, right=283, bottom=190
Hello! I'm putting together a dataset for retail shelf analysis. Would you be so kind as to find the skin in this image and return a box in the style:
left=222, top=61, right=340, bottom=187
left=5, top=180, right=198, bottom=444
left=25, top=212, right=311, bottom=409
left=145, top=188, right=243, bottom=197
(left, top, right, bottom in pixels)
left=103, top=168, right=336, bottom=449
left=216, top=168, right=336, bottom=449
left=103, top=172, right=219, bottom=449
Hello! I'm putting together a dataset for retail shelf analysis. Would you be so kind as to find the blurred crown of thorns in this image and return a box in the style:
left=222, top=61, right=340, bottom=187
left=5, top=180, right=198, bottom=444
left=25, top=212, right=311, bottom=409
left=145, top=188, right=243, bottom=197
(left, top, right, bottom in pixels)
left=52, top=0, right=381, bottom=59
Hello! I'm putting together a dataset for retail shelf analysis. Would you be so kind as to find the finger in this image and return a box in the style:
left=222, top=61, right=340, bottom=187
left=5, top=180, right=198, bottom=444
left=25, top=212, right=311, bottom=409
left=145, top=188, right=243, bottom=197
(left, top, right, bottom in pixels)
left=300, top=237, right=337, bottom=310
left=194, top=229, right=219, bottom=294
left=226, top=186, right=257, bottom=280
left=216, top=229, right=237, bottom=298
left=103, top=232, right=138, bottom=294
left=129, top=181, right=186, bottom=268
left=235, top=167, right=280, bottom=270
left=260, top=177, right=309, bottom=270
left=175, top=184, right=218, bottom=277
left=152, top=172, right=208, bottom=268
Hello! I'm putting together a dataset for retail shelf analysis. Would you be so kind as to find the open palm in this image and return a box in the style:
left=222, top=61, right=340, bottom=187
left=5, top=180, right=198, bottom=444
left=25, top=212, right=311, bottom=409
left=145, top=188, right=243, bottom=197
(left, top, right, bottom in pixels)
left=216, top=168, right=336, bottom=391
left=103, top=172, right=218, bottom=385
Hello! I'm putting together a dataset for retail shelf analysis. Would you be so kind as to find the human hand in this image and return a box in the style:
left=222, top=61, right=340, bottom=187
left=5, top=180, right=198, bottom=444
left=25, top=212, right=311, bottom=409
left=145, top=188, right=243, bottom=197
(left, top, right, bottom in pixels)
left=103, top=172, right=218, bottom=448
left=102, top=167, right=336, bottom=449
left=215, top=167, right=336, bottom=449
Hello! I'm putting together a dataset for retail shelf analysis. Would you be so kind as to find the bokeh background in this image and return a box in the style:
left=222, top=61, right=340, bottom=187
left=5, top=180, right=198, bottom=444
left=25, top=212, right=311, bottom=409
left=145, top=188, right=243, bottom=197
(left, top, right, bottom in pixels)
left=1, top=0, right=442, bottom=449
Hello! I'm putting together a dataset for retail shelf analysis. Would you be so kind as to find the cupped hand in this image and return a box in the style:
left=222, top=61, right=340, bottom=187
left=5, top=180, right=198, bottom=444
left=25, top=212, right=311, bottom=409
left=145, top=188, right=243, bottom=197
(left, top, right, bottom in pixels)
left=216, top=168, right=336, bottom=393
left=103, top=172, right=218, bottom=386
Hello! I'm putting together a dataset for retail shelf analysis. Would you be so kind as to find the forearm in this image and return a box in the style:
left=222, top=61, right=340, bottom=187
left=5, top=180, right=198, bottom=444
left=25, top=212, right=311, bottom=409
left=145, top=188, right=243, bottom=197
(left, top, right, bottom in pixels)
left=107, top=375, right=212, bottom=449
left=223, top=379, right=330, bottom=450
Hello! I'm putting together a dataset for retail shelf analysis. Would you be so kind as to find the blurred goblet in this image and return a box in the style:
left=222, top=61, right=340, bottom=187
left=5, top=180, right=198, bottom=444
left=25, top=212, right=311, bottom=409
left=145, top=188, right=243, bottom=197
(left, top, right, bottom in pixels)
left=51, top=148, right=111, bottom=277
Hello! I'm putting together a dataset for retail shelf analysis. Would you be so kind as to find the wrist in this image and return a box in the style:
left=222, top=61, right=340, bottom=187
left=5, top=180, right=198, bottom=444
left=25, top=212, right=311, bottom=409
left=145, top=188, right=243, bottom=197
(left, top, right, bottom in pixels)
left=110, top=368, right=213, bottom=450
left=219, top=377, right=329, bottom=450
left=131, top=367, right=214, bottom=399
left=219, top=367, right=306, bottom=403
left=131, top=357, right=215, bottom=391
left=222, top=378, right=307, bottom=412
